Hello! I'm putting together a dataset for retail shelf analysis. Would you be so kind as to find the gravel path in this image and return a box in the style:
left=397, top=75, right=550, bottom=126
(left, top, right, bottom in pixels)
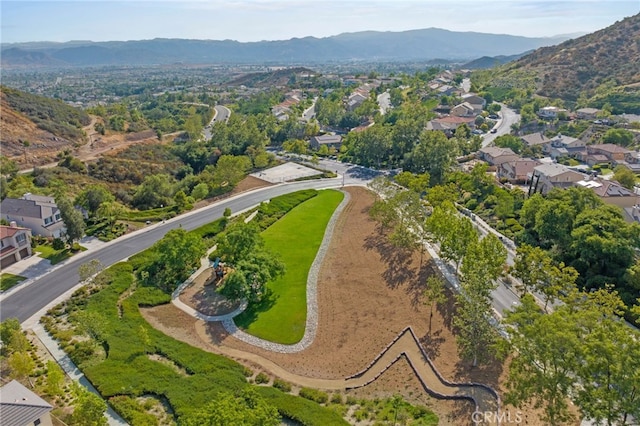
left=174, top=190, right=350, bottom=353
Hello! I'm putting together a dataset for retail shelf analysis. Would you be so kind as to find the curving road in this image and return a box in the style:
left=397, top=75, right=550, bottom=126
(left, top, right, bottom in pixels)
left=0, top=179, right=344, bottom=323
left=482, top=104, right=520, bottom=147
left=203, top=104, right=231, bottom=141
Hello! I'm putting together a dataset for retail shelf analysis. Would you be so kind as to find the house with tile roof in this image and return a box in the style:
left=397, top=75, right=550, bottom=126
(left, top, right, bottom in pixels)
left=520, top=132, right=550, bottom=148
left=309, top=134, right=343, bottom=150
left=497, top=158, right=541, bottom=183
left=0, top=194, right=66, bottom=238
left=0, top=380, right=53, bottom=426
left=478, top=147, right=520, bottom=166
left=529, top=163, right=586, bottom=195
left=576, top=178, right=638, bottom=211
left=0, top=224, right=32, bottom=269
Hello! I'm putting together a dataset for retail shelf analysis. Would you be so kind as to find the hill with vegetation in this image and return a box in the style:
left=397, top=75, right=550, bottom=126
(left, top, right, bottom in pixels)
left=0, top=86, right=91, bottom=163
left=475, top=13, right=640, bottom=112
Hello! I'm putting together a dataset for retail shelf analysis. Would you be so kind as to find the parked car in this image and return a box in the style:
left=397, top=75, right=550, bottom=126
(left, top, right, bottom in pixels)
left=490, top=128, right=497, bottom=133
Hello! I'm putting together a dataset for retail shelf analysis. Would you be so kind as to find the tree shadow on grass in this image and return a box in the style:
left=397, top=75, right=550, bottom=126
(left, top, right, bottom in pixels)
left=232, top=289, right=278, bottom=329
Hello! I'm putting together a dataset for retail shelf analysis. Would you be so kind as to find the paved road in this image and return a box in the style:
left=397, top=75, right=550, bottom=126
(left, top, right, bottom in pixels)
left=377, top=91, right=391, bottom=115
left=482, top=104, right=521, bottom=147
left=203, top=105, right=231, bottom=141
left=1, top=179, right=346, bottom=323
left=301, top=97, right=317, bottom=122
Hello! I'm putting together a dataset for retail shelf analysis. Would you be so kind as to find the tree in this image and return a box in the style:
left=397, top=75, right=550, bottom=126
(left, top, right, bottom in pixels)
left=613, top=165, right=636, bottom=190
left=511, top=244, right=553, bottom=296
left=8, top=351, right=35, bottom=387
left=0, top=155, right=19, bottom=177
left=56, top=195, right=86, bottom=242
left=455, top=234, right=506, bottom=366
left=407, top=130, right=458, bottom=184
left=424, top=276, right=447, bottom=335
left=503, top=295, right=577, bottom=425
left=191, top=182, right=209, bottom=201
left=143, top=228, right=206, bottom=292
left=75, top=185, right=114, bottom=215
left=215, top=222, right=284, bottom=303
left=576, top=309, right=640, bottom=426
left=132, top=174, right=175, bottom=210
left=282, top=139, right=308, bottom=155
left=46, top=360, right=65, bottom=397
left=78, top=259, right=105, bottom=284
left=212, top=155, right=252, bottom=187
left=601, top=128, right=634, bottom=147
left=181, top=388, right=280, bottom=426
left=0, top=318, right=22, bottom=354
left=71, top=382, right=108, bottom=426
left=95, top=201, right=126, bottom=232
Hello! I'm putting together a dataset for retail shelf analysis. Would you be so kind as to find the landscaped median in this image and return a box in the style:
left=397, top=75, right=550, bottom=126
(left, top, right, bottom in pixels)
left=234, top=189, right=344, bottom=344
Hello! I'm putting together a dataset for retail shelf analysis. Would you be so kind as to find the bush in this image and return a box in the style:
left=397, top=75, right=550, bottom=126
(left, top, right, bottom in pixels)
left=331, top=393, right=343, bottom=404
left=52, top=238, right=65, bottom=250
left=255, top=372, right=269, bottom=384
left=299, top=387, right=328, bottom=404
left=273, top=378, right=292, bottom=393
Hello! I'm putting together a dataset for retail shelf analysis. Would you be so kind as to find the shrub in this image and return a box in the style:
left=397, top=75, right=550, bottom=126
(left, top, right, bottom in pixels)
left=255, top=372, right=269, bottom=384
left=299, top=387, right=328, bottom=404
left=272, top=378, right=292, bottom=393
left=52, top=238, right=65, bottom=250
left=346, top=395, right=358, bottom=405
left=331, top=393, right=343, bottom=404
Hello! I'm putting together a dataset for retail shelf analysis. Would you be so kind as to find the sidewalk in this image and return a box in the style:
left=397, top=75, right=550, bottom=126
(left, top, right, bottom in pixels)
left=1, top=236, right=107, bottom=301
left=32, top=323, right=128, bottom=426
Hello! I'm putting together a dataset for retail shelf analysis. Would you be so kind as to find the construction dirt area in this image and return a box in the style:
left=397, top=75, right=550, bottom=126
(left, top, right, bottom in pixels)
left=142, top=186, right=558, bottom=426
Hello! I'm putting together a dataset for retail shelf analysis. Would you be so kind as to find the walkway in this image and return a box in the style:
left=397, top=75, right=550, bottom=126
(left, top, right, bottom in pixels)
left=31, top=324, right=127, bottom=426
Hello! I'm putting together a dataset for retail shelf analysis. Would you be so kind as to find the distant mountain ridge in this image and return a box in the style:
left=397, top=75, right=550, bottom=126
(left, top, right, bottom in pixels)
left=0, top=28, right=570, bottom=69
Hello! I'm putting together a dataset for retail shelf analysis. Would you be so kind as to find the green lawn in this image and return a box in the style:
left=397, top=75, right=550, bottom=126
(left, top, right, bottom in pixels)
left=35, top=243, right=85, bottom=265
left=0, top=273, right=27, bottom=291
left=234, top=189, right=344, bottom=344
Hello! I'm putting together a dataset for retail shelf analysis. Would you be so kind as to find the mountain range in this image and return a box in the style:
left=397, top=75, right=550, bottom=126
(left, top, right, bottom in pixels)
left=0, top=28, right=570, bottom=69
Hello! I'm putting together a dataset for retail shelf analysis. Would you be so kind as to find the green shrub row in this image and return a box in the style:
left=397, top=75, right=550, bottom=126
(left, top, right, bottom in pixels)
left=255, top=189, right=318, bottom=229
left=257, top=387, right=348, bottom=426
left=109, top=395, right=157, bottom=426
left=299, top=387, right=329, bottom=404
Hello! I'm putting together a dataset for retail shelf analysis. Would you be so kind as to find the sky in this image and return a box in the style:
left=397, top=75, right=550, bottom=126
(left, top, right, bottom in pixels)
left=1, top=0, right=638, bottom=44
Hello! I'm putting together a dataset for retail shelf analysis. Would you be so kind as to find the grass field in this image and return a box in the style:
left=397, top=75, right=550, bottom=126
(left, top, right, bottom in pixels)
left=0, top=273, right=26, bottom=291
left=35, top=243, right=86, bottom=265
left=235, top=189, right=344, bottom=344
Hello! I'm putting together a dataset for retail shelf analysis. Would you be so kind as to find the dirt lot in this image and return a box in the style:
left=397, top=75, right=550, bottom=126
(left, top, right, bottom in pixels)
left=142, top=186, right=563, bottom=425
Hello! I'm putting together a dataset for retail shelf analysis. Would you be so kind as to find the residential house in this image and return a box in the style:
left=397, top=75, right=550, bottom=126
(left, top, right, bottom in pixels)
left=576, top=108, right=600, bottom=120
left=0, top=194, right=66, bottom=238
left=460, top=94, right=486, bottom=114
left=576, top=178, right=638, bottom=211
left=520, top=132, right=550, bottom=148
left=309, top=134, right=343, bottom=150
left=426, top=116, right=475, bottom=136
left=529, top=163, right=586, bottom=195
left=0, top=380, right=53, bottom=426
left=497, top=158, right=541, bottom=183
left=538, top=106, right=569, bottom=119
left=478, top=147, right=520, bottom=166
left=0, top=224, right=32, bottom=269
left=546, top=134, right=586, bottom=159
left=615, top=151, right=640, bottom=173
left=346, top=92, right=368, bottom=111
left=587, top=144, right=631, bottom=162
left=450, top=102, right=477, bottom=117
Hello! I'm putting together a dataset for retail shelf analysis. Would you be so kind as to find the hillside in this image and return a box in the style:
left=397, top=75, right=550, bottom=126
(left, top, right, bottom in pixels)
left=492, top=13, right=640, bottom=103
left=0, top=29, right=569, bottom=68
left=226, top=67, right=317, bottom=88
left=0, top=87, right=92, bottom=166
